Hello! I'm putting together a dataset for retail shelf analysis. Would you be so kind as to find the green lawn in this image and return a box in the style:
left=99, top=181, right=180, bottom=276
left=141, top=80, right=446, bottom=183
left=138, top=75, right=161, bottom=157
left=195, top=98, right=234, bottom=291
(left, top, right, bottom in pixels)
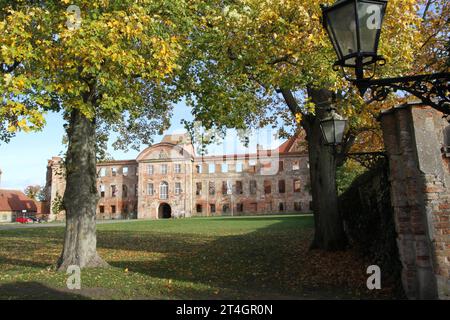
left=0, top=215, right=395, bottom=299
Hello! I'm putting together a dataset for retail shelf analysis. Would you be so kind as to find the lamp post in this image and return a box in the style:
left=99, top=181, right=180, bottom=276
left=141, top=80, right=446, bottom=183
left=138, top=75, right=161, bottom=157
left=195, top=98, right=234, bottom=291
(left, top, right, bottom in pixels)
left=320, top=108, right=348, bottom=146
left=321, top=0, right=450, bottom=115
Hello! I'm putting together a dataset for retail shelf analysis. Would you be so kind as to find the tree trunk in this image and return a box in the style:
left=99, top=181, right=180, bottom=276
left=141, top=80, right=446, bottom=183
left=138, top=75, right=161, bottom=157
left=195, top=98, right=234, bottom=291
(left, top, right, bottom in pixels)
left=57, top=109, right=108, bottom=270
left=305, top=88, right=347, bottom=251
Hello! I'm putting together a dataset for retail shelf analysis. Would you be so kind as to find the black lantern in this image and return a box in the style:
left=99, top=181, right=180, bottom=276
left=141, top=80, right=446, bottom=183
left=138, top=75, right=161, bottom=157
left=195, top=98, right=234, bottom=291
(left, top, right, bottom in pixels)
left=321, top=0, right=387, bottom=80
left=321, top=0, right=449, bottom=116
left=320, top=110, right=348, bottom=146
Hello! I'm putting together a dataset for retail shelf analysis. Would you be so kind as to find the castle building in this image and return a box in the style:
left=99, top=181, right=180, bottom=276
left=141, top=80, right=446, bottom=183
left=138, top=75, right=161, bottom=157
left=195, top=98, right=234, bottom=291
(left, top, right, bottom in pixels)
left=46, top=133, right=312, bottom=220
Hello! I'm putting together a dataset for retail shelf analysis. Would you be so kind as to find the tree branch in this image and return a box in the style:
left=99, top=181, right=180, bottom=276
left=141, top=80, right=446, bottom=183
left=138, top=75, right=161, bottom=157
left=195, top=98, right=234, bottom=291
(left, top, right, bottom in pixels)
left=276, top=88, right=301, bottom=115
left=1, top=61, right=20, bottom=73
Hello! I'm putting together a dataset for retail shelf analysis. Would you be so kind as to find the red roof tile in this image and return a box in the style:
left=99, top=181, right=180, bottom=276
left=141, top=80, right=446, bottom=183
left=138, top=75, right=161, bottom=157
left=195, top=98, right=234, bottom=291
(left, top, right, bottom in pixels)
left=0, top=189, right=37, bottom=212
left=275, top=131, right=304, bottom=153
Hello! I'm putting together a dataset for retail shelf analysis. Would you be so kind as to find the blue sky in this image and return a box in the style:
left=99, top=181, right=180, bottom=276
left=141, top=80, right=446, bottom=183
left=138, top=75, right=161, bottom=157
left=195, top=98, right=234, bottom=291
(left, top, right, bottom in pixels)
left=0, top=102, right=286, bottom=191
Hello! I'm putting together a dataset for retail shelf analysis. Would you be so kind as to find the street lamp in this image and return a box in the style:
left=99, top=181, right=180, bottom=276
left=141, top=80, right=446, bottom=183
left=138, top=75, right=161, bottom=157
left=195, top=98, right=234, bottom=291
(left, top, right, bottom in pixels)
left=321, top=0, right=450, bottom=114
left=320, top=109, right=348, bottom=146
left=321, top=0, right=387, bottom=81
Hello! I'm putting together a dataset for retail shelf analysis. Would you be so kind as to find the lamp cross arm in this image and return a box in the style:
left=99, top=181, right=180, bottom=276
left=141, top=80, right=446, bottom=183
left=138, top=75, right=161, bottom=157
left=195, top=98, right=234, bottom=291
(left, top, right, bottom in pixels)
left=354, top=72, right=450, bottom=115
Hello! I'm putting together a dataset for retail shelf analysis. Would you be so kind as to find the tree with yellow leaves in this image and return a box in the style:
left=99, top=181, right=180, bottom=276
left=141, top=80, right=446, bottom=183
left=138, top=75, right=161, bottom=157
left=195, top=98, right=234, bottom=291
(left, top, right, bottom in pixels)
left=1, top=0, right=195, bottom=269
left=182, top=0, right=428, bottom=250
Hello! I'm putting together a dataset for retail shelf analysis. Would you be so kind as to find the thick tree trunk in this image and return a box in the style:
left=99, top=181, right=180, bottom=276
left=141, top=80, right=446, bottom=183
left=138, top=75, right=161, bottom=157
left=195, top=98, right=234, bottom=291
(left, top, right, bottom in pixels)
left=306, top=88, right=347, bottom=251
left=57, top=109, right=108, bottom=271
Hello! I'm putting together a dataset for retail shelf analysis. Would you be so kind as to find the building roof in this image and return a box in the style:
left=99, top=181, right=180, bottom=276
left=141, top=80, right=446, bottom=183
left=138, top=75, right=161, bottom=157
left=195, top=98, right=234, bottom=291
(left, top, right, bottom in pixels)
left=276, top=138, right=295, bottom=153
left=0, top=189, right=37, bottom=212
left=274, top=131, right=306, bottom=154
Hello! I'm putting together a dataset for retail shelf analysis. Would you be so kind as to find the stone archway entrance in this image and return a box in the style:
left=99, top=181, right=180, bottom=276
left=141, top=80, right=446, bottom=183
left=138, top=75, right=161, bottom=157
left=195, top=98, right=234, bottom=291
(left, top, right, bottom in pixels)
left=158, top=203, right=172, bottom=219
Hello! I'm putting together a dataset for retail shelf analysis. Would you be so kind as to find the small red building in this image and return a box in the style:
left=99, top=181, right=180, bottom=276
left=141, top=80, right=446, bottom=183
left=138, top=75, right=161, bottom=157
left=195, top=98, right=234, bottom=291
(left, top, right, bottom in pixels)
left=0, top=189, right=37, bottom=223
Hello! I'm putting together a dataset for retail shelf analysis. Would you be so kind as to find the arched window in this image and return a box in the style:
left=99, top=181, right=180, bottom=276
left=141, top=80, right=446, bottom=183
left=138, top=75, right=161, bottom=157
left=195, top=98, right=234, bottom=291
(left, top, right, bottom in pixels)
left=160, top=181, right=168, bottom=199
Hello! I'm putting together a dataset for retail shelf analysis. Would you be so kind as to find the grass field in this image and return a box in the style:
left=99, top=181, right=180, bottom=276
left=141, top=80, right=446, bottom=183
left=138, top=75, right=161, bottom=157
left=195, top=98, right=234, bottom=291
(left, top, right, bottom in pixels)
left=0, top=215, right=395, bottom=299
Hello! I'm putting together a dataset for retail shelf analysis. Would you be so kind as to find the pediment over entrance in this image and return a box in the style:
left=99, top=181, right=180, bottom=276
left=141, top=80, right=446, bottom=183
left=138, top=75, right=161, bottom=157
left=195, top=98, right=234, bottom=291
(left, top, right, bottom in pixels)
left=136, top=142, right=194, bottom=162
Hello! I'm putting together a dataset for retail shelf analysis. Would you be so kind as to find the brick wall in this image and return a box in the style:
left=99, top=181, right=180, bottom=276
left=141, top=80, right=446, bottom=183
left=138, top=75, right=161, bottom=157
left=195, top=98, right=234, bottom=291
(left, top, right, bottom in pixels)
left=380, top=104, right=450, bottom=299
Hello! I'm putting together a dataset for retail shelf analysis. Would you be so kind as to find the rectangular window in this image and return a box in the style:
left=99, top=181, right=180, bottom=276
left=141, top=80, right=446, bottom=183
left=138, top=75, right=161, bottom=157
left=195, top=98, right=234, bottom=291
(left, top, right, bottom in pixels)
left=99, top=168, right=106, bottom=177
left=236, top=162, right=243, bottom=172
left=123, top=167, right=128, bottom=176
left=221, top=163, right=228, bottom=173
left=147, top=183, right=154, bottom=195
left=147, top=165, right=154, bottom=175
left=100, top=185, right=105, bottom=198
left=175, top=182, right=182, bottom=195
left=161, top=164, right=168, bottom=174
left=222, top=181, right=228, bottom=195
left=111, top=185, right=117, bottom=197
left=196, top=182, right=202, bottom=195
left=160, top=182, right=168, bottom=199
left=196, top=204, right=202, bottom=213
left=111, top=205, right=116, bottom=214
left=293, top=179, right=301, bottom=192
left=279, top=160, right=284, bottom=172
left=292, top=161, right=300, bottom=171
left=222, top=204, right=230, bottom=214
left=209, top=181, right=215, bottom=195
left=210, top=204, right=216, bottom=213
left=196, top=164, right=202, bottom=174
left=264, top=180, right=271, bottom=194
left=236, top=203, right=243, bottom=213
left=227, top=181, right=232, bottom=194
left=250, top=180, right=257, bottom=195
left=294, top=202, right=302, bottom=211
left=208, top=163, right=216, bottom=174
left=122, top=184, right=128, bottom=197
left=236, top=181, right=243, bottom=195
left=249, top=159, right=257, bottom=173
left=99, top=205, right=105, bottom=214
left=279, top=202, right=285, bottom=212
left=111, top=167, right=117, bottom=176
left=174, top=164, right=181, bottom=174
left=279, top=180, right=286, bottom=194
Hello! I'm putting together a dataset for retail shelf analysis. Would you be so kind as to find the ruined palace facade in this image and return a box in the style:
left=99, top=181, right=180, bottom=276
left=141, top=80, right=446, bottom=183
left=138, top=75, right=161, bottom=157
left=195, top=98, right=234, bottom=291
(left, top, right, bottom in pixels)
left=46, top=133, right=311, bottom=220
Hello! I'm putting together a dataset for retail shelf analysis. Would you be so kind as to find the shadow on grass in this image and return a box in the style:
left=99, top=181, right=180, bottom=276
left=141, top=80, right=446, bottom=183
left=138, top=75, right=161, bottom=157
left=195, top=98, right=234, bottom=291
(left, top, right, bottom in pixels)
left=0, top=282, right=90, bottom=300
left=0, top=257, right=52, bottom=269
left=100, top=216, right=380, bottom=299
left=0, top=215, right=395, bottom=299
